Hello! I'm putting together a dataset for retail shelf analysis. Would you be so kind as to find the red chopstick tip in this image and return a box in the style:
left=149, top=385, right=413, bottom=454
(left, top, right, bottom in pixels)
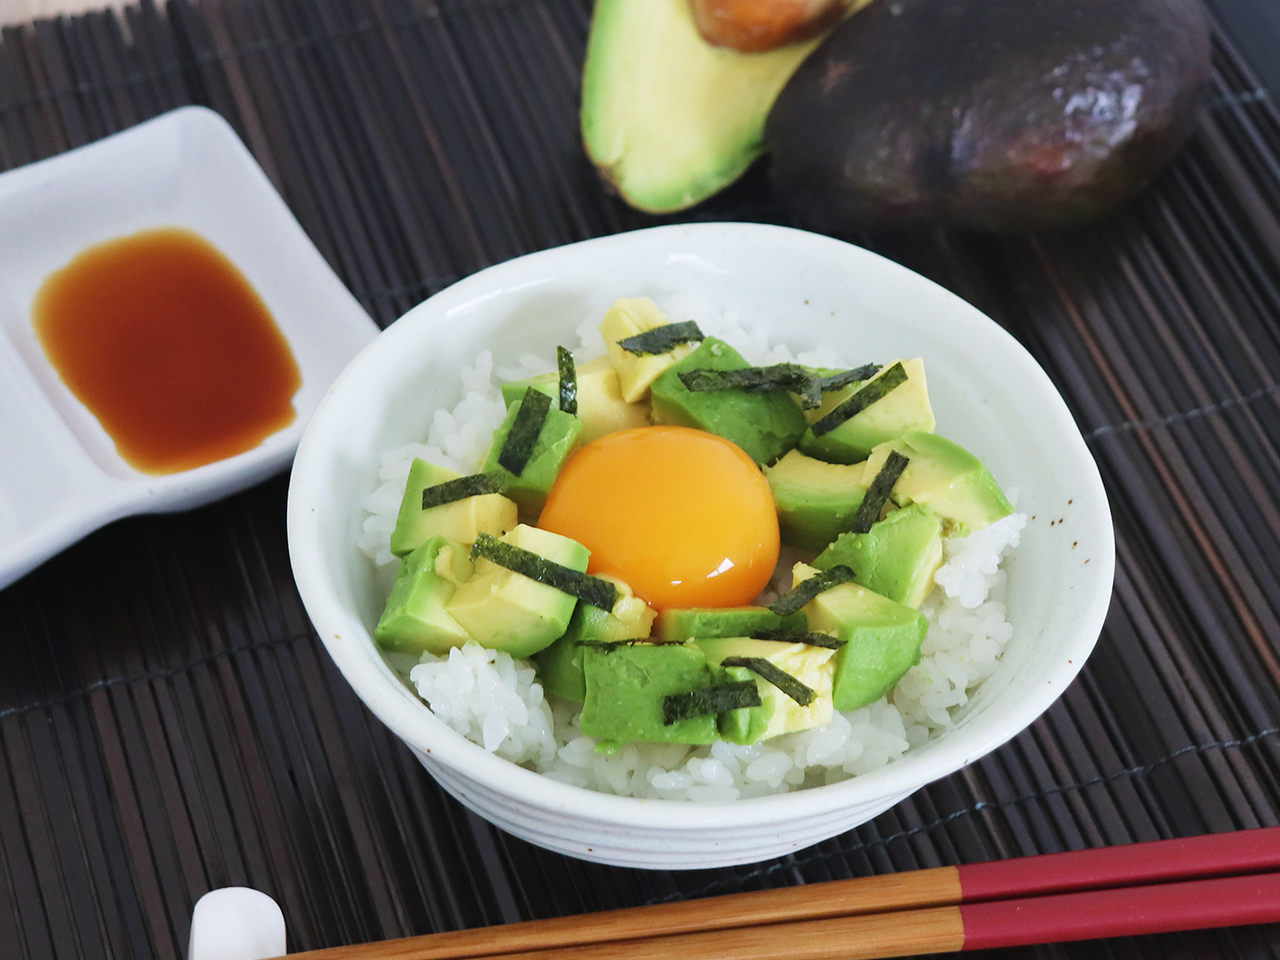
left=961, top=872, right=1280, bottom=951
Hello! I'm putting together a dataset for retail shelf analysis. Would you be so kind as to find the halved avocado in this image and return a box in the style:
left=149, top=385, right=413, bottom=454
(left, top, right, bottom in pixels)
left=581, top=0, right=831, bottom=213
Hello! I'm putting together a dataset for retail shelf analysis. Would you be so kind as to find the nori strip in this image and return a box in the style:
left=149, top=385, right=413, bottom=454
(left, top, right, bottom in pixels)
left=720, top=657, right=815, bottom=706
left=617, top=321, right=705, bottom=356
left=557, top=346, right=577, bottom=415
left=678, top=363, right=818, bottom=406
left=663, top=681, right=761, bottom=724
left=810, top=361, right=908, bottom=437
left=421, top=472, right=504, bottom=509
left=850, top=450, right=910, bottom=533
left=678, top=362, right=884, bottom=410
left=768, top=565, right=856, bottom=616
left=814, top=363, right=880, bottom=393
left=498, top=387, right=552, bottom=476
left=471, top=533, right=618, bottom=609
left=751, top=629, right=847, bottom=650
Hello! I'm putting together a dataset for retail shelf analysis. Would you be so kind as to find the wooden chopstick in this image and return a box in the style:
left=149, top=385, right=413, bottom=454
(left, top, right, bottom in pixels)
left=279, top=827, right=1280, bottom=960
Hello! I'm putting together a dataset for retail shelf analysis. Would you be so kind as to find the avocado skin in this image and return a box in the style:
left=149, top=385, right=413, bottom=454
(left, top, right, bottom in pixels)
left=765, top=0, right=1211, bottom=232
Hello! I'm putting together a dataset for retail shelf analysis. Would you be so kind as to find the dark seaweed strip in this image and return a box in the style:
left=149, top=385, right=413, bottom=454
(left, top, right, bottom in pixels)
left=678, top=363, right=818, bottom=406
left=768, top=566, right=857, bottom=616
left=751, top=629, right=847, bottom=650
left=420, top=473, right=504, bottom=509
left=814, top=363, right=881, bottom=393
left=497, top=387, right=551, bottom=476
left=678, top=362, right=885, bottom=409
left=810, top=362, right=909, bottom=437
left=849, top=451, right=911, bottom=534
left=719, top=658, right=815, bottom=707
left=662, top=682, right=761, bottom=725
left=556, top=346, right=577, bottom=415
left=616, top=321, right=704, bottom=356
left=470, top=534, right=617, bottom=610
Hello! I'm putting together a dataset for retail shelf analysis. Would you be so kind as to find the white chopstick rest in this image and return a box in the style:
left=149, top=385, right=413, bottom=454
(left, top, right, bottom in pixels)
left=189, top=887, right=287, bottom=960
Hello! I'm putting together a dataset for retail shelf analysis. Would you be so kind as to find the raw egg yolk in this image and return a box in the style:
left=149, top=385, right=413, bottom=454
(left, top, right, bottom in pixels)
left=537, top=426, right=780, bottom=610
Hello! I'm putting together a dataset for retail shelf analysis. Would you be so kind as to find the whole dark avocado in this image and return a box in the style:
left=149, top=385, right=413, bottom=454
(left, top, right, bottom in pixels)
left=765, top=0, right=1211, bottom=232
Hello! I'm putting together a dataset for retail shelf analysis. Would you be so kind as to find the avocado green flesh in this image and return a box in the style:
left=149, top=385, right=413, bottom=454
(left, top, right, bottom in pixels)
left=375, top=536, right=472, bottom=655
left=715, top=664, right=774, bottom=745
left=535, top=583, right=653, bottom=702
left=446, top=526, right=589, bottom=660
left=581, top=0, right=824, bottom=213
left=653, top=606, right=806, bottom=643
left=650, top=338, right=807, bottom=465
left=803, top=579, right=928, bottom=712
left=764, top=450, right=866, bottom=552
left=814, top=504, right=943, bottom=608
left=482, top=403, right=583, bottom=518
left=696, top=637, right=834, bottom=743
left=580, top=643, right=718, bottom=745
left=533, top=627, right=588, bottom=703
left=799, top=358, right=935, bottom=464
left=863, top=432, right=1012, bottom=535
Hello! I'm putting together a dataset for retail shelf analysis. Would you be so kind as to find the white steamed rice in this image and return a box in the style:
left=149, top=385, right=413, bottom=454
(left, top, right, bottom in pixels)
left=360, top=296, right=1026, bottom=801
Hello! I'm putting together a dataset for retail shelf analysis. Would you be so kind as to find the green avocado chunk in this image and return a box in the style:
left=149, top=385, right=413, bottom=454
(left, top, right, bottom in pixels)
left=580, top=0, right=829, bottom=213
left=862, top=432, right=1012, bottom=536
left=797, top=563, right=927, bottom=711
left=482, top=401, right=583, bottom=517
left=696, top=637, right=835, bottom=744
left=390, top=459, right=519, bottom=557
left=799, top=358, right=935, bottom=465
left=445, top=524, right=589, bottom=659
left=653, top=606, right=806, bottom=642
left=764, top=449, right=866, bottom=552
left=649, top=338, right=807, bottom=465
left=580, top=642, right=718, bottom=745
left=814, top=504, right=943, bottom=608
left=374, top=536, right=474, bottom=655
left=501, top=357, right=650, bottom=445
left=534, top=576, right=654, bottom=702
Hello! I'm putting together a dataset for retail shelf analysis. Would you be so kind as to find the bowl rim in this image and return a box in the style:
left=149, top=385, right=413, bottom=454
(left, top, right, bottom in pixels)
left=287, top=221, right=1115, bottom=832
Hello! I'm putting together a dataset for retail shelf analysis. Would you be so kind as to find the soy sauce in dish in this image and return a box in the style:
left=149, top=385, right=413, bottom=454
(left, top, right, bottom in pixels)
left=33, top=227, right=301, bottom=475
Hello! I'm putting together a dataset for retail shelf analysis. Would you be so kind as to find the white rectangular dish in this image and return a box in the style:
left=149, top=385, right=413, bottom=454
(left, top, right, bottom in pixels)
left=0, top=106, right=379, bottom=590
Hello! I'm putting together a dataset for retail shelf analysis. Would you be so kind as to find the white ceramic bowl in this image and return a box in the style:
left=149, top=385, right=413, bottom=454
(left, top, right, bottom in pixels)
left=287, top=223, right=1114, bottom=870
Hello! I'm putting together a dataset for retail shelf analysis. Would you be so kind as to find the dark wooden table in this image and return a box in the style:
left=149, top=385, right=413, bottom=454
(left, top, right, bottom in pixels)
left=1, top=1, right=1279, bottom=957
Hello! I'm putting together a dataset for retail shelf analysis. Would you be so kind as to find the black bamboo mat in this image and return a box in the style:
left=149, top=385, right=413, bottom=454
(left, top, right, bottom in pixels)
left=1, top=0, right=1279, bottom=957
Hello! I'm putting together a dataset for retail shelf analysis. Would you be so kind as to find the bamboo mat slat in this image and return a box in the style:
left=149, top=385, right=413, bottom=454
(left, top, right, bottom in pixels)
left=2, top=1, right=1280, bottom=957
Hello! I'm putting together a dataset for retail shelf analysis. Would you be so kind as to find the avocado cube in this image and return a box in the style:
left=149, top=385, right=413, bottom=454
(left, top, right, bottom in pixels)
left=861, top=432, right=1012, bottom=535
left=482, top=401, right=583, bottom=517
left=390, top=458, right=519, bottom=557
left=499, top=371, right=556, bottom=408
left=800, top=358, right=935, bottom=464
left=534, top=575, right=655, bottom=702
left=696, top=637, right=834, bottom=743
left=649, top=338, right=807, bottom=465
left=814, top=504, right=943, bottom=608
left=532, top=627, right=588, bottom=702
left=653, top=605, right=806, bottom=642
left=600, top=297, right=697, bottom=402
left=795, top=562, right=927, bottom=711
left=445, top=524, right=590, bottom=659
left=580, top=642, right=718, bottom=745
left=764, top=449, right=867, bottom=552
left=713, top=664, right=774, bottom=746
left=503, top=357, right=651, bottom=444
left=374, top=536, right=474, bottom=654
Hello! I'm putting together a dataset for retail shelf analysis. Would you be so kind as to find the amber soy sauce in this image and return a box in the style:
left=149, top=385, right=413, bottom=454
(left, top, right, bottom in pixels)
left=33, top=227, right=301, bottom=475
